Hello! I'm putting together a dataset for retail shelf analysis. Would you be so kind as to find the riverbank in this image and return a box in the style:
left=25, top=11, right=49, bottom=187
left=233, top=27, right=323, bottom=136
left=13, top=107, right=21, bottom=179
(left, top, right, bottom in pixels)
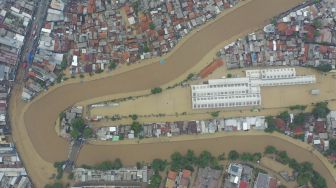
left=79, top=131, right=336, bottom=187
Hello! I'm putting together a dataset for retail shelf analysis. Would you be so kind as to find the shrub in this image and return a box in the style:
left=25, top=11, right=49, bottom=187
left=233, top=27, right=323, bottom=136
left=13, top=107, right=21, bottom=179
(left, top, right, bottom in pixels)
left=228, top=150, right=240, bottom=160
left=151, top=87, right=162, bottom=94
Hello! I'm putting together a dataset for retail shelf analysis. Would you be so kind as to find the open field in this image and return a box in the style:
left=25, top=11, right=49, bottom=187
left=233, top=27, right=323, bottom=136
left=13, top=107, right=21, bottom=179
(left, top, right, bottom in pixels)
left=9, top=0, right=336, bottom=187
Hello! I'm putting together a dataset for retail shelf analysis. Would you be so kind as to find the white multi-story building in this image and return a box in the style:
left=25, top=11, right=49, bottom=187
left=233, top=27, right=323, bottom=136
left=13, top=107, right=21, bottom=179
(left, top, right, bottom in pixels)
left=191, top=68, right=316, bottom=109
left=246, top=68, right=316, bottom=87
left=191, top=78, right=261, bottom=109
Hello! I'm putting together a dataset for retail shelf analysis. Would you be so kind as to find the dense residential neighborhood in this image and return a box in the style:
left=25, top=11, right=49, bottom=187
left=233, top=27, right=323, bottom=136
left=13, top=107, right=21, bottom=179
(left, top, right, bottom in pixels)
left=219, top=0, right=336, bottom=70
left=0, top=0, right=36, bottom=187
left=0, top=0, right=336, bottom=187
left=22, top=0, right=242, bottom=101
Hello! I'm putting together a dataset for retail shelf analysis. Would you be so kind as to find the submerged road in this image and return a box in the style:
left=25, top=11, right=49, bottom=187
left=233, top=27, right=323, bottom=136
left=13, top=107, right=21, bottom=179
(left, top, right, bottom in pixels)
left=11, top=0, right=336, bottom=186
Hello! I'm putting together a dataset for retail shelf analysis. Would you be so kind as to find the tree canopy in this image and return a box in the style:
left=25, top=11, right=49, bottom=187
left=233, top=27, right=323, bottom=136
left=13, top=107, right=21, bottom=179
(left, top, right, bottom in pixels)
left=94, top=159, right=123, bottom=171
left=228, top=150, right=240, bottom=160
left=151, top=159, right=167, bottom=172
left=151, top=87, right=162, bottom=94
left=312, top=102, right=330, bottom=118
left=264, top=145, right=277, bottom=154
left=317, top=63, right=332, bottom=72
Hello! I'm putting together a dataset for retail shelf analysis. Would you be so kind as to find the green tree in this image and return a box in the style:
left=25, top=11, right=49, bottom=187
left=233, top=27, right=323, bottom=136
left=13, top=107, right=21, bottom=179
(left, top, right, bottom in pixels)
left=210, top=111, right=220, bottom=118
left=278, top=111, right=290, bottom=122
left=187, top=73, right=194, bottom=80
left=151, top=87, right=162, bottom=94
left=108, top=61, right=117, bottom=70
left=317, top=63, right=332, bottom=72
left=148, top=173, right=162, bottom=188
left=185, top=150, right=197, bottom=164
left=53, top=161, right=65, bottom=169
left=170, top=152, right=183, bottom=171
left=59, top=112, right=66, bottom=120
left=149, top=23, right=156, bottom=30
left=328, top=138, right=336, bottom=153
left=151, top=159, right=167, bottom=172
left=288, top=159, right=302, bottom=172
left=70, top=129, right=80, bottom=140
left=312, top=102, right=330, bottom=118
left=240, top=152, right=253, bottom=162
left=218, top=153, right=225, bottom=161
left=293, top=113, right=305, bottom=125
left=265, top=116, right=276, bottom=133
left=289, top=105, right=307, bottom=111
left=197, top=151, right=213, bottom=168
left=131, top=121, right=143, bottom=137
left=94, top=159, right=123, bottom=171
left=113, top=158, right=123, bottom=169
left=264, top=146, right=277, bottom=154
left=130, top=114, right=138, bottom=121
left=228, top=150, right=240, bottom=160
left=136, top=161, right=143, bottom=169
left=143, top=43, right=150, bottom=53
left=83, top=127, right=93, bottom=138
left=45, top=182, right=64, bottom=188
left=277, top=151, right=290, bottom=164
left=71, top=118, right=85, bottom=132
left=227, top=73, right=232, bottom=78
left=252, top=152, right=262, bottom=162
left=297, top=173, right=311, bottom=185
left=60, top=58, right=68, bottom=70
left=311, top=171, right=327, bottom=188
left=313, top=19, right=322, bottom=28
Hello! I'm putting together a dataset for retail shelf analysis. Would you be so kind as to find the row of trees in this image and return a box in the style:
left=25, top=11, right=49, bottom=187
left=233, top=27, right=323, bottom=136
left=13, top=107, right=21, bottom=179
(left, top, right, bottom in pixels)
left=264, top=146, right=327, bottom=187
left=80, top=158, right=123, bottom=171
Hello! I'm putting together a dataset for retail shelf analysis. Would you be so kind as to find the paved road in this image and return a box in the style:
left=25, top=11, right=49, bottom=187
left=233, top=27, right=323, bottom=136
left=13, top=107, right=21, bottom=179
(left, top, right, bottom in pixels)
left=18, top=0, right=50, bottom=75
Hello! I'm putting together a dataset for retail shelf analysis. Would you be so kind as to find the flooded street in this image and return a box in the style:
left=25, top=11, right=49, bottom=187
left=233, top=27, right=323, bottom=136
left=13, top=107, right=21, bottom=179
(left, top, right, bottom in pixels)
left=10, top=0, right=336, bottom=186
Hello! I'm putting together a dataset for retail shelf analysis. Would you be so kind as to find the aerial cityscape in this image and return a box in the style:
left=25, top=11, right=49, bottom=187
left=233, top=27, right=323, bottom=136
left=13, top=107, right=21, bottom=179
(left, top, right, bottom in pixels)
left=0, top=0, right=335, bottom=187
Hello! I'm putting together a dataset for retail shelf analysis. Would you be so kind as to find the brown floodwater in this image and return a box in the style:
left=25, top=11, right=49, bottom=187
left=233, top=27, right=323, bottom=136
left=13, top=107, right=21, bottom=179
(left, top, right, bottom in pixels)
left=78, top=134, right=336, bottom=187
left=19, top=0, right=336, bottom=186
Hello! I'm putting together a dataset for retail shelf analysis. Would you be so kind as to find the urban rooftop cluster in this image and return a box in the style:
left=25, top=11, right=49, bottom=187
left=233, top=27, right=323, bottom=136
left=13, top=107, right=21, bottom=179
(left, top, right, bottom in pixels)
left=0, top=0, right=36, bottom=187
left=95, top=116, right=268, bottom=141
left=219, top=0, right=336, bottom=71
left=68, top=145, right=327, bottom=188
left=0, top=0, right=34, bottom=82
left=22, top=0, right=242, bottom=101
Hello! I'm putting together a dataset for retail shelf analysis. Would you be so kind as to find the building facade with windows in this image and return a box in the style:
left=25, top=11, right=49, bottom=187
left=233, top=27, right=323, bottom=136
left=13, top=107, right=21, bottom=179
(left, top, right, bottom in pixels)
left=191, top=78, right=261, bottom=109
left=191, top=68, right=316, bottom=109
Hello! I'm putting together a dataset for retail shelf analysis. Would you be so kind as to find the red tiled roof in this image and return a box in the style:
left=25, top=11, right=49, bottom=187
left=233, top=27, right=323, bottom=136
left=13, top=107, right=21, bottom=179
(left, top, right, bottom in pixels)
left=294, top=127, right=304, bottom=135
left=319, top=45, right=328, bottom=54
left=277, top=22, right=288, bottom=33
left=167, top=170, right=177, bottom=180
left=315, top=121, right=326, bottom=133
left=304, top=24, right=315, bottom=40
left=275, top=118, right=286, bottom=131
left=199, top=59, right=224, bottom=78
left=182, top=169, right=191, bottom=178
left=269, top=178, right=277, bottom=188
left=239, top=181, right=249, bottom=188
left=285, top=26, right=295, bottom=36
